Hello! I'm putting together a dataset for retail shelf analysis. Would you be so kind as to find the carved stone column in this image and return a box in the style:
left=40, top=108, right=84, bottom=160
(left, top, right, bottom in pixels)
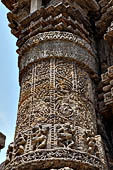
left=2, top=0, right=108, bottom=170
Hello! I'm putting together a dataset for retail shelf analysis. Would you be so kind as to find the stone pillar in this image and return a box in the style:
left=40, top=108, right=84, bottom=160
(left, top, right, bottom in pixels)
left=2, top=0, right=108, bottom=170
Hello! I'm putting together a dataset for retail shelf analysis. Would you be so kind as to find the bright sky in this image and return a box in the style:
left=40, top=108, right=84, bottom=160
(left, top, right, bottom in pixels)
left=0, top=1, right=20, bottom=163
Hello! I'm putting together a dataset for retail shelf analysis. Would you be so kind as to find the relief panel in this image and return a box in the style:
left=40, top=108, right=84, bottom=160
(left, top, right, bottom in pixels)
left=31, top=60, right=51, bottom=126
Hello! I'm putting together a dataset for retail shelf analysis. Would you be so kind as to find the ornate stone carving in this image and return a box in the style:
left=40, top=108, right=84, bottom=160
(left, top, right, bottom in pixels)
left=15, top=98, right=32, bottom=136
left=32, top=125, right=49, bottom=150
left=85, top=130, right=97, bottom=155
left=14, top=133, right=27, bottom=156
left=5, top=143, right=14, bottom=165
left=4, top=56, right=103, bottom=169
left=101, top=65, right=113, bottom=107
left=56, top=123, right=75, bottom=149
left=104, top=21, right=113, bottom=45
left=5, top=149, right=104, bottom=170
left=18, top=31, right=95, bottom=56
left=2, top=0, right=111, bottom=169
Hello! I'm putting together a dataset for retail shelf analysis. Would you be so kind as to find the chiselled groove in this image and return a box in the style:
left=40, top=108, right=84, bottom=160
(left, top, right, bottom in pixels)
left=73, top=62, right=78, bottom=92
left=24, top=64, right=35, bottom=152
left=50, top=58, right=55, bottom=148
left=30, top=64, right=35, bottom=128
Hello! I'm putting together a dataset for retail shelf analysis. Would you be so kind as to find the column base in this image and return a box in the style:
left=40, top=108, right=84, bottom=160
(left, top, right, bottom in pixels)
left=5, top=149, right=104, bottom=170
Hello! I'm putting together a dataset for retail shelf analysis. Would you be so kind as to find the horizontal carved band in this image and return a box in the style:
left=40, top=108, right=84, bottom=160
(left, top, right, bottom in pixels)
left=18, top=32, right=98, bottom=76
left=5, top=149, right=104, bottom=170
left=18, top=31, right=96, bottom=57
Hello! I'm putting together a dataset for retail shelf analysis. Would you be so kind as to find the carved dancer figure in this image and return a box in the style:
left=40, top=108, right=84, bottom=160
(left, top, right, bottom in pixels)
left=5, top=142, right=14, bottom=165
left=14, top=133, right=26, bottom=156
left=32, top=125, right=49, bottom=150
left=57, top=123, right=75, bottom=148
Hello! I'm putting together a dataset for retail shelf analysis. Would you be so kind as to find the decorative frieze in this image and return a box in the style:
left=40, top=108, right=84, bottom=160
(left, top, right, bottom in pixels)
left=18, top=31, right=94, bottom=56
left=5, top=149, right=104, bottom=170
left=5, top=126, right=105, bottom=170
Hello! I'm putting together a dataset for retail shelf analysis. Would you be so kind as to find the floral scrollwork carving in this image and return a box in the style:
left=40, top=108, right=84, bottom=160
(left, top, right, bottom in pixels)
left=31, top=125, right=49, bottom=150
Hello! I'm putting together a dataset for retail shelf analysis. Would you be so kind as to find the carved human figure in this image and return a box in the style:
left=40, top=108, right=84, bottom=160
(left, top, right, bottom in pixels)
left=5, top=142, right=14, bottom=165
left=85, top=130, right=97, bottom=155
left=32, top=125, right=49, bottom=150
left=57, top=123, right=75, bottom=148
left=14, top=133, right=26, bottom=156
left=87, top=136, right=96, bottom=154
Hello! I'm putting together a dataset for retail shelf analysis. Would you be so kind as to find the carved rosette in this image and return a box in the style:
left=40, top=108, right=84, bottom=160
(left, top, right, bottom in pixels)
left=1, top=0, right=108, bottom=169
